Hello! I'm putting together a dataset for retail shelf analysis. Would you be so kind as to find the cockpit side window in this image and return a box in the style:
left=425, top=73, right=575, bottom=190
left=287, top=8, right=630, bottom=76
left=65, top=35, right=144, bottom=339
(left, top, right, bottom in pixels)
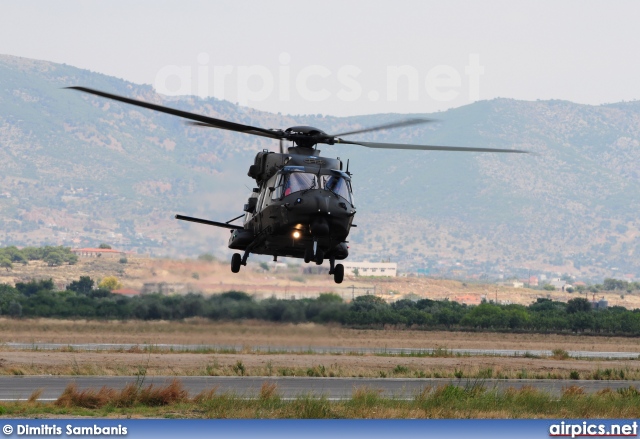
left=271, top=174, right=284, bottom=200
left=325, top=176, right=352, bottom=203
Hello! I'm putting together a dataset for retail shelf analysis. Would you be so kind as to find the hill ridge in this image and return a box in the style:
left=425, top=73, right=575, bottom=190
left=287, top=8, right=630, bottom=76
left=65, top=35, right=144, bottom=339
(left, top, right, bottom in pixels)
left=1, top=54, right=639, bottom=282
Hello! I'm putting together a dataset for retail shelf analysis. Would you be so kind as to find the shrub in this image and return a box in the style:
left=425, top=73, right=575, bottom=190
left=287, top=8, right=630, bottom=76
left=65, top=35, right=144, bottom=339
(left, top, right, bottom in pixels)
left=393, top=365, right=409, bottom=374
left=552, top=349, right=570, bottom=360
left=232, top=360, right=246, bottom=376
left=198, top=253, right=216, bottom=262
left=98, top=276, right=122, bottom=291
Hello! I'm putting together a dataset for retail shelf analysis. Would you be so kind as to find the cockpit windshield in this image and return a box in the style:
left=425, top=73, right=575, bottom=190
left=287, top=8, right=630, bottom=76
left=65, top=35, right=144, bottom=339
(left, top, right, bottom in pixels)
left=280, top=171, right=353, bottom=203
left=284, top=172, right=317, bottom=195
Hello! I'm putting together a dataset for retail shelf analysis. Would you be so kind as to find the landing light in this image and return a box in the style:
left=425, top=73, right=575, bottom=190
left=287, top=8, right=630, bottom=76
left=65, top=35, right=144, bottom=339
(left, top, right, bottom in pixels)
left=293, top=231, right=301, bottom=239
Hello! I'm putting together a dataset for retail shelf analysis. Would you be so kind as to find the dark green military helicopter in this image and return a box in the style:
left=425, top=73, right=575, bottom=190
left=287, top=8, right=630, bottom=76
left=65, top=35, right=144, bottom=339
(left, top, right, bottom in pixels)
left=67, top=87, right=527, bottom=283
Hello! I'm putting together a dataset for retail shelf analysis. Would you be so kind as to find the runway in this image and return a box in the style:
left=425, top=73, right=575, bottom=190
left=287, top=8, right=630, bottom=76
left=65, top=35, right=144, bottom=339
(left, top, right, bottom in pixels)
left=4, top=343, right=639, bottom=359
left=1, top=376, right=638, bottom=401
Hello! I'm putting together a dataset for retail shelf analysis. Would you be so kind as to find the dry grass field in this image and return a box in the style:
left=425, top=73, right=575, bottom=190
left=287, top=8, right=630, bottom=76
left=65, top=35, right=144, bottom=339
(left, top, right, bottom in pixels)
left=2, top=318, right=640, bottom=352
left=1, top=257, right=639, bottom=383
left=1, top=319, right=639, bottom=380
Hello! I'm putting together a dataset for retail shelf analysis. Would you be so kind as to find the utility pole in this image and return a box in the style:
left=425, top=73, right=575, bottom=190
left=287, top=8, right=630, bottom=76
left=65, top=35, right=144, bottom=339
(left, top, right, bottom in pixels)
left=345, top=285, right=374, bottom=301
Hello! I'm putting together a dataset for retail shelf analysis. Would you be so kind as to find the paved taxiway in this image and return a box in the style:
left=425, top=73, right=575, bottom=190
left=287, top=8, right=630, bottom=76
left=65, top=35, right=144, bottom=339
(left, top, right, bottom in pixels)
left=1, top=376, right=639, bottom=401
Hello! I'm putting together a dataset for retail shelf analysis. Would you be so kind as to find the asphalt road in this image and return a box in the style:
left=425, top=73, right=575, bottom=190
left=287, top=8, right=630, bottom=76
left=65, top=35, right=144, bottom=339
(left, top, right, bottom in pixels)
left=4, top=343, right=639, bottom=359
left=1, top=376, right=639, bottom=401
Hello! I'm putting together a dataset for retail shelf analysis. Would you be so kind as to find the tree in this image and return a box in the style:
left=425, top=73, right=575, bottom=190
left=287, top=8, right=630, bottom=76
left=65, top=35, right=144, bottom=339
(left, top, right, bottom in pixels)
left=98, top=243, right=112, bottom=249
left=219, top=291, right=252, bottom=301
left=98, top=276, right=122, bottom=291
left=460, top=303, right=506, bottom=329
left=317, top=293, right=343, bottom=303
left=349, top=295, right=387, bottom=313
left=66, top=253, right=78, bottom=265
left=0, top=257, right=12, bottom=271
left=603, top=278, right=628, bottom=291
left=0, top=284, right=21, bottom=314
left=15, top=279, right=54, bottom=296
left=8, top=301, right=22, bottom=318
left=44, top=251, right=64, bottom=266
left=67, top=276, right=94, bottom=294
left=566, top=297, right=591, bottom=314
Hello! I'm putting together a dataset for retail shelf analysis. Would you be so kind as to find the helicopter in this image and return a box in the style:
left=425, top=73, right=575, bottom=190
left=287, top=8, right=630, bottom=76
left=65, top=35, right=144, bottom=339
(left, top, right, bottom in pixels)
left=67, top=86, right=528, bottom=283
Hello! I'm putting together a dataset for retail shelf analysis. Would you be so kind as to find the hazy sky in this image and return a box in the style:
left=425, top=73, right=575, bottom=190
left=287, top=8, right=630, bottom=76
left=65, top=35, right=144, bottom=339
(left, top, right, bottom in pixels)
left=1, top=0, right=639, bottom=116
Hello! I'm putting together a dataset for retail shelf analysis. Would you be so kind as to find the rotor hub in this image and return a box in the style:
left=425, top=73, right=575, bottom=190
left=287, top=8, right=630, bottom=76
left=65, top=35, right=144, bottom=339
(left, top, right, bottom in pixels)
left=285, top=126, right=333, bottom=149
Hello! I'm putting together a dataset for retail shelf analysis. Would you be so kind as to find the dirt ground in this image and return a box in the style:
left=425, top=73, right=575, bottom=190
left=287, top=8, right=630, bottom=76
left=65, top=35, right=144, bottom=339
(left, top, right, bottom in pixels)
left=1, top=349, right=638, bottom=379
left=1, top=319, right=639, bottom=379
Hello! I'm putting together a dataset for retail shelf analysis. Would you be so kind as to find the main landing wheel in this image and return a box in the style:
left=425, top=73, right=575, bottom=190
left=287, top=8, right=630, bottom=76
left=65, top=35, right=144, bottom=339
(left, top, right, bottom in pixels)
left=333, top=264, right=344, bottom=284
left=315, top=248, right=324, bottom=265
left=231, top=253, right=242, bottom=273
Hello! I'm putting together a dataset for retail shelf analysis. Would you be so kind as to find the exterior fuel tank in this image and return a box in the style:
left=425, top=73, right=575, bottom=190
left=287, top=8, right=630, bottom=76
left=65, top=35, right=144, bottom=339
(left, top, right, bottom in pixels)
left=228, top=228, right=255, bottom=249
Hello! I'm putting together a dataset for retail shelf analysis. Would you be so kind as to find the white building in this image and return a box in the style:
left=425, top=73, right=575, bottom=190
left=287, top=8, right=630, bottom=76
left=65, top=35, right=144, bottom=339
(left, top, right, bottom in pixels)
left=342, top=261, right=397, bottom=277
left=549, top=278, right=567, bottom=290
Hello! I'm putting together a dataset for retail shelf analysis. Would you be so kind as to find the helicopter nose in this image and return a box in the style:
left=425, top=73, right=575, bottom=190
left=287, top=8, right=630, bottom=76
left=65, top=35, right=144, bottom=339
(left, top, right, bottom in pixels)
left=308, top=192, right=332, bottom=236
left=311, top=192, right=331, bottom=214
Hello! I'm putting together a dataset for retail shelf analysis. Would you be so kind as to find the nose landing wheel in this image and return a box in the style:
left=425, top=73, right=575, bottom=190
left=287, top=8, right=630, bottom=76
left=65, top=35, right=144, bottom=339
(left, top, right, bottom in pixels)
left=304, top=248, right=313, bottom=263
left=310, top=239, right=324, bottom=265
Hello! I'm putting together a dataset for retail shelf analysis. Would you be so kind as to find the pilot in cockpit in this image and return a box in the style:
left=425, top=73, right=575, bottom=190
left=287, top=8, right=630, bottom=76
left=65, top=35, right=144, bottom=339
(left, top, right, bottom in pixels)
left=325, top=175, right=338, bottom=192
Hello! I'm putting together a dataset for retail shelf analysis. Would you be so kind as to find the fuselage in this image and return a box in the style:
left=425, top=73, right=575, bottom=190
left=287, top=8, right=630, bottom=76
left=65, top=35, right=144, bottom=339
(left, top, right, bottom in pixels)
left=228, top=149, right=355, bottom=260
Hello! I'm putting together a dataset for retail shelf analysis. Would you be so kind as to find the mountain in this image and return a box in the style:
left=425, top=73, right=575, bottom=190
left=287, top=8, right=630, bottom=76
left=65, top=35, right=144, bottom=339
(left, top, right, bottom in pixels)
left=1, top=54, right=639, bottom=281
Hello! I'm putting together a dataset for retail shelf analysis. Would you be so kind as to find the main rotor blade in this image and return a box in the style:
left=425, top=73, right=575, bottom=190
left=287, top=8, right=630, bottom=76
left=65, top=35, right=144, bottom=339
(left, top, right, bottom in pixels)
left=183, top=120, right=279, bottom=139
left=66, top=87, right=283, bottom=140
left=331, top=118, right=436, bottom=137
left=337, top=139, right=529, bottom=153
